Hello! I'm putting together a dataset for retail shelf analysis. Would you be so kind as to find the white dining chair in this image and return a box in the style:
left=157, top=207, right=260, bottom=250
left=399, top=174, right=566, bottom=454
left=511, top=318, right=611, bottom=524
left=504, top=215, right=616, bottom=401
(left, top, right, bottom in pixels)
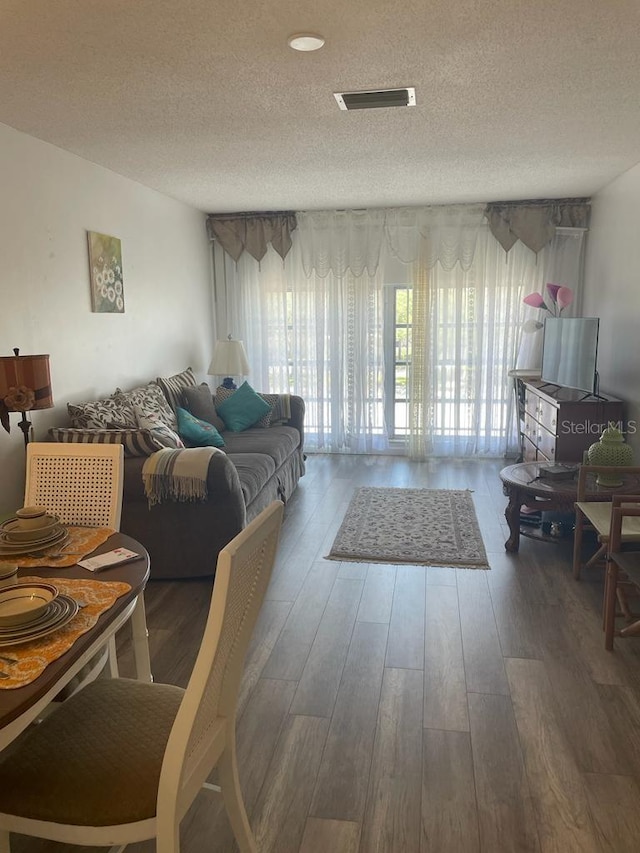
left=0, top=500, right=284, bottom=853
left=24, top=441, right=125, bottom=683
left=24, top=441, right=124, bottom=530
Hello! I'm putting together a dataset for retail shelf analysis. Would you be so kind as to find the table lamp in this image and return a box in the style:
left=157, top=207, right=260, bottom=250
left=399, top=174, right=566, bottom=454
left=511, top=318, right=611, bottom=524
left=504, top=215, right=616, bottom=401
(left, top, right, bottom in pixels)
left=0, top=348, right=54, bottom=446
left=208, top=336, right=250, bottom=390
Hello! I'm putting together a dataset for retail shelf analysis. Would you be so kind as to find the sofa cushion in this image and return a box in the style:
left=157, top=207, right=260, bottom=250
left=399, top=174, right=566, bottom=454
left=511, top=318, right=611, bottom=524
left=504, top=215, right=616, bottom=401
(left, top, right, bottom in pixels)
left=176, top=407, right=225, bottom=448
left=221, top=425, right=300, bottom=469
left=215, top=382, right=272, bottom=432
left=156, top=367, right=197, bottom=414
left=67, top=396, right=137, bottom=430
left=225, top=452, right=276, bottom=506
left=183, top=384, right=226, bottom=432
left=114, top=382, right=177, bottom=430
left=48, top=427, right=162, bottom=457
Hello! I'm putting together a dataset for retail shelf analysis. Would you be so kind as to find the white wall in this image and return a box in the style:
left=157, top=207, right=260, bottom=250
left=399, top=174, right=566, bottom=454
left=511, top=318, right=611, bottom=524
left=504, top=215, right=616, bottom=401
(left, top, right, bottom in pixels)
left=583, top=162, right=640, bottom=457
left=0, top=122, right=214, bottom=514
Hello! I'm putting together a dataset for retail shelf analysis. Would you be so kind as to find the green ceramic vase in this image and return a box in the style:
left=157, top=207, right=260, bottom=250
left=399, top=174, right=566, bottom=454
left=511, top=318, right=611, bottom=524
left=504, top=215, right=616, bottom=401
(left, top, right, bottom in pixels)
left=587, top=422, right=634, bottom=486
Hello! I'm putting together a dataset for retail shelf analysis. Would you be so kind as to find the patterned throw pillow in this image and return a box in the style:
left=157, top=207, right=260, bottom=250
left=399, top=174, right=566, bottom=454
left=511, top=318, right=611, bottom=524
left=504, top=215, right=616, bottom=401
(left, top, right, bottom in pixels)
left=67, top=396, right=137, bottom=430
left=268, top=393, right=292, bottom=425
left=176, top=407, right=225, bottom=448
left=214, top=385, right=279, bottom=429
left=48, top=427, right=162, bottom=457
left=133, top=405, right=184, bottom=449
left=156, top=367, right=197, bottom=414
left=114, top=382, right=178, bottom=430
left=215, top=382, right=272, bottom=432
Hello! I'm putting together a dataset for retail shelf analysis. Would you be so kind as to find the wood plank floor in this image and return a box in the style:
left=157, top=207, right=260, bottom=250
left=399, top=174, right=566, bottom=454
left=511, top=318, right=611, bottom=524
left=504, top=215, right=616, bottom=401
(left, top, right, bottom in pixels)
left=11, top=455, right=640, bottom=853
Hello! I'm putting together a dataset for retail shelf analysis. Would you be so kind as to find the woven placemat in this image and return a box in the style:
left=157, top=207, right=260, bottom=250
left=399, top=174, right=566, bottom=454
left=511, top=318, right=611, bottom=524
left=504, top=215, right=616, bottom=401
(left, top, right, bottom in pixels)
left=0, top=575, right=131, bottom=689
left=0, top=526, right=114, bottom=570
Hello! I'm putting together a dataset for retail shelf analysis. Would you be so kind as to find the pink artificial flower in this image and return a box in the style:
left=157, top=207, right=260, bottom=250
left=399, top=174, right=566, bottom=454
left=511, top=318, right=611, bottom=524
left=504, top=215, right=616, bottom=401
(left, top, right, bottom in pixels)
left=546, top=283, right=562, bottom=303
left=556, top=286, right=573, bottom=310
left=523, top=292, right=545, bottom=309
left=523, top=284, right=574, bottom=316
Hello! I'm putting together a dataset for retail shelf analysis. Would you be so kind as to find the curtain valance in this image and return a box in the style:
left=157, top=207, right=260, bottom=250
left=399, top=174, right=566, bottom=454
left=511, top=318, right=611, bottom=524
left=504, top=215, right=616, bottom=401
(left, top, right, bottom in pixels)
left=296, top=205, right=487, bottom=277
left=206, top=212, right=297, bottom=262
left=296, top=209, right=387, bottom=278
left=484, top=199, right=590, bottom=255
left=384, top=204, right=486, bottom=271
left=209, top=200, right=590, bottom=273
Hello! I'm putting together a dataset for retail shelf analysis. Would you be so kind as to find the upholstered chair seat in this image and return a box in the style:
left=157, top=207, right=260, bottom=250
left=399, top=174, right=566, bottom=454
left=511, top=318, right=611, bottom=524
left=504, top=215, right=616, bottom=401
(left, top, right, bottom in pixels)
left=0, top=679, right=183, bottom=826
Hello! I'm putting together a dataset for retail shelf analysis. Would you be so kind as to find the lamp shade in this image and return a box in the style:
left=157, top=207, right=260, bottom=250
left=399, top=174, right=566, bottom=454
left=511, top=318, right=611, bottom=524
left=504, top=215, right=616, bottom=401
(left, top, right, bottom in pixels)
left=0, top=353, right=53, bottom=412
left=208, top=339, right=250, bottom=378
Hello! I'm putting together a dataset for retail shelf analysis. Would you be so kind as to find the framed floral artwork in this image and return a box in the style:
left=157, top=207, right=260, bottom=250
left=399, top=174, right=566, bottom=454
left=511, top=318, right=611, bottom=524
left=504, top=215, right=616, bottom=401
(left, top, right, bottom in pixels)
left=87, top=231, right=125, bottom=313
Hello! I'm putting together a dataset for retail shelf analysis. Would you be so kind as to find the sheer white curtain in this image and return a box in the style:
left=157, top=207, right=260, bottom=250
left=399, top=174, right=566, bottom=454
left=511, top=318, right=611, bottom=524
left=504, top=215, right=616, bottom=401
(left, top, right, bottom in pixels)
left=514, top=228, right=586, bottom=371
left=405, top=227, right=586, bottom=458
left=212, top=208, right=585, bottom=458
left=216, top=229, right=389, bottom=452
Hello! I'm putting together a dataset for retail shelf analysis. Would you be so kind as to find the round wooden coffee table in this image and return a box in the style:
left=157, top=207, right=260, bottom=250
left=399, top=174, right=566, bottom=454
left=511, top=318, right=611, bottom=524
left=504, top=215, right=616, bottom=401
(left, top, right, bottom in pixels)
left=499, top=462, right=640, bottom=553
left=499, top=462, right=580, bottom=552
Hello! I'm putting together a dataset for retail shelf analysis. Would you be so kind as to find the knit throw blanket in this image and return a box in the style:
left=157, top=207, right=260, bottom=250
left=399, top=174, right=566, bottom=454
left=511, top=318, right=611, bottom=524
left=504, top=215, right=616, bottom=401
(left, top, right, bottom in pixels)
left=142, top=447, right=222, bottom=506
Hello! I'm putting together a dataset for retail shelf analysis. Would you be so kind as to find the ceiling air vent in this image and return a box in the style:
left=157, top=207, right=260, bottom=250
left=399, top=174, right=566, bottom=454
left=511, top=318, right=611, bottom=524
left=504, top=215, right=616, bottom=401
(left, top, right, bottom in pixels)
left=334, top=87, right=416, bottom=111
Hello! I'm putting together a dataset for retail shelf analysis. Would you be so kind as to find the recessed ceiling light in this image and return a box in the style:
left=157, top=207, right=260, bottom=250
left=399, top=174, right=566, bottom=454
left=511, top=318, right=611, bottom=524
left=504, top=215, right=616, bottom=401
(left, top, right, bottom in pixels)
left=287, top=33, right=325, bottom=52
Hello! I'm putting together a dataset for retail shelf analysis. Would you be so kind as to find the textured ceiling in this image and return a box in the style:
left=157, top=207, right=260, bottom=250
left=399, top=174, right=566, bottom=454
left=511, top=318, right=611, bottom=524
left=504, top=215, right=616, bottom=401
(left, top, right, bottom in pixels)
left=2, top=0, right=640, bottom=213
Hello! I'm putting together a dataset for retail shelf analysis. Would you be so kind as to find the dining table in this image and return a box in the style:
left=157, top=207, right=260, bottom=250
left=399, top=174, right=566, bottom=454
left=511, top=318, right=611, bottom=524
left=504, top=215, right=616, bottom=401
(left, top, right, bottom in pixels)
left=0, top=531, right=152, bottom=751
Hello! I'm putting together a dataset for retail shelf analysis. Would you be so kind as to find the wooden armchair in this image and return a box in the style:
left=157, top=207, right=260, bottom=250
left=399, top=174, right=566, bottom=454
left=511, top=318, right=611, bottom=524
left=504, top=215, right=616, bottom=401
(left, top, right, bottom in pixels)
left=572, top=465, right=640, bottom=580
left=603, top=499, right=640, bottom=650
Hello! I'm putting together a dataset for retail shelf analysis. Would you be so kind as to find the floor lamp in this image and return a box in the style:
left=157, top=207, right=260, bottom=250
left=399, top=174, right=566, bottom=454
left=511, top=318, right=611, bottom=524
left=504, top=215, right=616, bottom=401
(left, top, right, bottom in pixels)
left=0, top=349, right=54, bottom=447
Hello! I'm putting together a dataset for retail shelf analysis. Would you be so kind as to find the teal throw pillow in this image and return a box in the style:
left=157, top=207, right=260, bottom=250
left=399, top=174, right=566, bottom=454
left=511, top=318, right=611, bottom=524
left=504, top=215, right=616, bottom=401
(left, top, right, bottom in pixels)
left=216, top=381, right=271, bottom=432
left=176, top=407, right=225, bottom=448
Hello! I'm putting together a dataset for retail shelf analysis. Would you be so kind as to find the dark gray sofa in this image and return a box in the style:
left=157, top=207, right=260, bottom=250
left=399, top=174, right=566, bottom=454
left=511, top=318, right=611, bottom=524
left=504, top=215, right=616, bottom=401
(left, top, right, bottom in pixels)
left=120, top=395, right=305, bottom=579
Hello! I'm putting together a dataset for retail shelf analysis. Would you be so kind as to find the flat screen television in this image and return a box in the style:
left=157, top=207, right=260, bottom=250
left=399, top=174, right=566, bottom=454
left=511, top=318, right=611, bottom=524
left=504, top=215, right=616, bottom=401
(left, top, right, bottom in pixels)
left=541, top=317, right=600, bottom=395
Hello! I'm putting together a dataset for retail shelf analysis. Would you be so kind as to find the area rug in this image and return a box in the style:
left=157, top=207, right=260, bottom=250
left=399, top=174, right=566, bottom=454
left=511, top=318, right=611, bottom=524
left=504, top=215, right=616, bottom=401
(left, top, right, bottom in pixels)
left=326, top=487, right=489, bottom=569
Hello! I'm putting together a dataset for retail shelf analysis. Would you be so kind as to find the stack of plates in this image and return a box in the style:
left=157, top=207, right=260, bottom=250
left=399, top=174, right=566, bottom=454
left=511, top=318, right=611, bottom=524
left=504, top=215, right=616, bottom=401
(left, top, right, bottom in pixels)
left=0, top=515, right=68, bottom=556
left=0, top=583, right=79, bottom=646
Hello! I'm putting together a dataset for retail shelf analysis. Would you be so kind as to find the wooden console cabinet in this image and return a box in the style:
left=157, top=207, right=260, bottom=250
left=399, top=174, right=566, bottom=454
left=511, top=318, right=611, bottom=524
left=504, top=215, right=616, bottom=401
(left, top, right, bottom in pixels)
left=516, top=378, right=624, bottom=463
